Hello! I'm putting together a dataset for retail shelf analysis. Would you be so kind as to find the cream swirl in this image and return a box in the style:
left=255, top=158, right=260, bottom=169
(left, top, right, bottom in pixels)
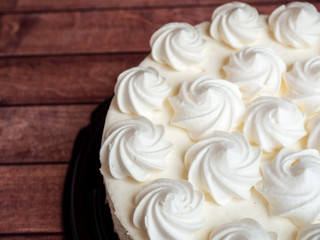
left=210, top=2, right=262, bottom=49
left=269, top=2, right=320, bottom=48
left=223, top=46, right=286, bottom=98
left=99, top=116, right=173, bottom=182
left=209, top=218, right=277, bottom=240
left=115, top=66, right=171, bottom=115
left=297, top=224, right=320, bottom=240
left=133, top=178, right=205, bottom=240
left=285, top=56, right=320, bottom=114
left=169, top=75, right=245, bottom=140
left=307, top=114, right=320, bottom=152
left=150, top=22, right=206, bottom=70
left=243, top=96, right=306, bottom=152
left=185, top=131, right=262, bottom=205
left=257, top=148, right=320, bottom=227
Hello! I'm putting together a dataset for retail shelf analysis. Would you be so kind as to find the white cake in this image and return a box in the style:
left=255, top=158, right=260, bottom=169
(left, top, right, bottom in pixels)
left=99, top=2, right=320, bottom=239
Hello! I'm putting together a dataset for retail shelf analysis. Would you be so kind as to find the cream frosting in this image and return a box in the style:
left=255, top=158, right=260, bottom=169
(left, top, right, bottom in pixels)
left=185, top=131, right=262, bottom=205
left=257, top=148, right=320, bottom=227
left=169, top=75, right=245, bottom=140
left=150, top=22, right=206, bottom=71
left=307, top=114, right=320, bottom=152
left=297, top=224, right=320, bottom=240
left=269, top=2, right=320, bottom=48
left=100, top=2, right=320, bottom=240
left=100, top=116, right=173, bottom=182
left=223, top=46, right=286, bottom=98
left=114, top=66, right=172, bottom=116
left=285, top=56, right=320, bottom=114
left=209, top=218, right=277, bottom=240
left=210, top=2, right=262, bottom=49
left=243, top=96, right=306, bottom=152
left=133, top=178, right=205, bottom=240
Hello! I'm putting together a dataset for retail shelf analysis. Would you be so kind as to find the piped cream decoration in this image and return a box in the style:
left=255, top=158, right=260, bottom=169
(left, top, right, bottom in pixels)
left=99, top=2, right=320, bottom=240
left=185, top=131, right=262, bottom=205
left=285, top=56, right=320, bottom=114
left=150, top=22, right=206, bottom=70
left=257, top=148, right=320, bottom=227
left=223, top=46, right=286, bottom=98
left=269, top=2, right=320, bottom=48
left=170, top=75, right=245, bottom=140
left=243, top=96, right=306, bottom=152
left=210, top=2, right=262, bottom=49
left=133, top=178, right=205, bottom=240
left=100, top=116, right=173, bottom=182
left=115, top=67, right=172, bottom=115
left=209, top=218, right=277, bottom=240
left=307, top=114, right=320, bottom=152
left=297, top=224, right=320, bottom=240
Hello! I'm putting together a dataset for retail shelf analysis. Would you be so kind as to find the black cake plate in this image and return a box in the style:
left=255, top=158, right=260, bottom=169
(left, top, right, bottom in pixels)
left=63, top=97, right=119, bottom=240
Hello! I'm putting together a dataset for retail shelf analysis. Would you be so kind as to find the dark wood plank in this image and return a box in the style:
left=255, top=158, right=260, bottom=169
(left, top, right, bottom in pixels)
left=0, top=104, right=97, bottom=164
left=0, top=234, right=63, bottom=240
left=0, top=164, right=67, bottom=234
left=0, top=7, right=200, bottom=56
left=0, top=0, right=318, bottom=13
left=2, top=4, right=315, bottom=57
left=0, top=53, right=146, bottom=106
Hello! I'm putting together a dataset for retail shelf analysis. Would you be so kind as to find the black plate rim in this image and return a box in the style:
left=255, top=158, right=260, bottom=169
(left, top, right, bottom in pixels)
left=63, top=97, right=119, bottom=240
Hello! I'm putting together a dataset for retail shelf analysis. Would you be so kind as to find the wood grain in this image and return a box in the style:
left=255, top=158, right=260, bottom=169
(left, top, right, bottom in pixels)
left=0, top=104, right=97, bottom=164
left=0, top=0, right=318, bottom=13
left=0, top=164, right=67, bottom=234
left=0, top=53, right=146, bottom=106
left=0, top=234, right=63, bottom=240
left=0, top=4, right=307, bottom=57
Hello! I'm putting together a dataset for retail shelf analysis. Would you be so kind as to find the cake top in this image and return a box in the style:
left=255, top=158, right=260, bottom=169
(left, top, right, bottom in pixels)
left=100, top=2, right=320, bottom=240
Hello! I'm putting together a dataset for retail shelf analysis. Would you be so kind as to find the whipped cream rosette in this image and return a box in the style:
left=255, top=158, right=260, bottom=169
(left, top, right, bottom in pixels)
left=307, top=114, right=320, bottom=152
left=115, top=66, right=171, bottom=116
left=269, top=2, right=320, bottom=48
left=285, top=56, right=320, bottom=114
left=185, top=131, right=262, bottom=205
left=210, top=2, right=262, bottom=48
left=243, top=96, right=306, bottom=152
left=170, top=75, right=245, bottom=140
left=297, top=224, right=320, bottom=240
left=209, top=218, right=277, bottom=240
left=223, top=46, right=286, bottom=98
left=150, top=22, right=206, bottom=70
left=133, top=178, right=205, bottom=240
left=100, top=116, right=173, bottom=182
left=257, top=148, right=320, bottom=227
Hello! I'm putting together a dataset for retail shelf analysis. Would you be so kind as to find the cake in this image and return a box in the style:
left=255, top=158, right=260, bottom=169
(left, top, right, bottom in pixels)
left=99, top=2, right=320, bottom=239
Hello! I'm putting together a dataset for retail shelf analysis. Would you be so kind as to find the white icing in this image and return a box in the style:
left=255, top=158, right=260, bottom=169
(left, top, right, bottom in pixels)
left=100, top=116, right=173, bottom=182
left=257, top=148, right=320, bottom=227
left=150, top=22, right=206, bottom=70
left=133, top=178, right=205, bottom=240
left=210, top=2, right=262, bottom=49
left=243, top=96, right=306, bottom=152
left=269, top=2, right=320, bottom=48
left=223, top=46, right=286, bottom=98
left=285, top=56, right=320, bottom=114
left=185, top=131, right=262, bottom=205
left=209, top=218, right=277, bottom=240
left=307, top=114, right=320, bottom=152
left=297, top=224, right=320, bottom=240
left=169, top=75, right=245, bottom=140
left=100, top=5, right=320, bottom=240
left=114, top=66, right=171, bottom=116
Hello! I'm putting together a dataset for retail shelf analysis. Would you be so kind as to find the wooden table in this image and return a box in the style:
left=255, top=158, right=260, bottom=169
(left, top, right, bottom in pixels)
left=1, top=1, right=319, bottom=239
